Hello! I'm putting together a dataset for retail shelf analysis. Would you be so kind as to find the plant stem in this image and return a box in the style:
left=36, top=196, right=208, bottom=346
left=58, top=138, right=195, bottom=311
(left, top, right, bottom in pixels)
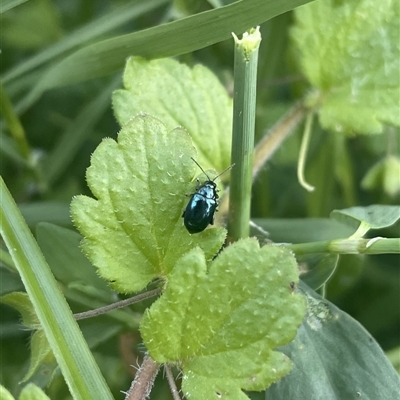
left=68, top=291, right=142, bottom=328
left=217, top=99, right=308, bottom=220
left=227, top=27, right=261, bottom=241
left=253, top=99, right=307, bottom=179
left=165, top=365, right=181, bottom=400
left=125, top=354, right=160, bottom=400
left=74, top=288, right=161, bottom=320
left=286, top=237, right=400, bottom=255
left=297, top=111, right=315, bottom=191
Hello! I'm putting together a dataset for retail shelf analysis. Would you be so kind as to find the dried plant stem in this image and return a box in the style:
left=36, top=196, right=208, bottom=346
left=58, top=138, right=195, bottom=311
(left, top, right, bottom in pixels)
left=124, top=354, right=160, bottom=400
left=165, top=364, right=182, bottom=400
left=253, top=99, right=307, bottom=178
left=74, top=288, right=161, bottom=320
left=218, top=99, right=308, bottom=220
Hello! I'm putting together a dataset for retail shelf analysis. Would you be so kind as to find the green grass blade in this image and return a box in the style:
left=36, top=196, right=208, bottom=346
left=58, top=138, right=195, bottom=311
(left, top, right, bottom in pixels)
left=33, top=0, right=315, bottom=91
left=1, top=0, right=29, bottom=13
left=2, top=0, right=169, bottom=83
left=42, top=76, right=121, bottom=185
left=0, top=132, right=27, bottom=166
left=0, top=177, right=113, bottom=400
left=0, top=81, right=30, bottom=160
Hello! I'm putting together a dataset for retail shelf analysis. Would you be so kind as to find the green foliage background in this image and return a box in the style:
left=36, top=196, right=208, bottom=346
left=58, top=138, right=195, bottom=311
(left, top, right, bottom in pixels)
left=1, top=0, right=399, bottom=399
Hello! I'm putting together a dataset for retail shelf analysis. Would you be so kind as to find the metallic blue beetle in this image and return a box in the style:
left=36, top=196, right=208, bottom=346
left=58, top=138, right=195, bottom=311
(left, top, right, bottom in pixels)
left=182, top=158, right=234, bottom=234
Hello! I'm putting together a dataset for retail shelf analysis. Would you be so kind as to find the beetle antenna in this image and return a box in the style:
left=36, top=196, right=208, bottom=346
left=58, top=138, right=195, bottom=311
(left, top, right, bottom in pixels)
left=191, top=157, right=211, bottom=180
left=190, top=157, right=235, bottom=182
left=212, top=163, right=235, bottom=181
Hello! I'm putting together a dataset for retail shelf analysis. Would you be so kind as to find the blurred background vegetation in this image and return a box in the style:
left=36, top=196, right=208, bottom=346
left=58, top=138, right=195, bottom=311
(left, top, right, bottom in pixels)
left=1, top=0, right=399, bottom=398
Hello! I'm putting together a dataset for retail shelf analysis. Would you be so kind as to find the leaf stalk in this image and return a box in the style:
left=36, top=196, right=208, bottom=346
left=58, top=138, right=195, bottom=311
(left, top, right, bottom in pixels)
left=286, top=237, right=400, bottom=255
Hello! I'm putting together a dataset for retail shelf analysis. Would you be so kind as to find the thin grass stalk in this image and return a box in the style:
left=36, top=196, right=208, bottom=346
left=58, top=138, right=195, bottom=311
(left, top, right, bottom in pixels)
left=227, top=27, right=261, bottom=241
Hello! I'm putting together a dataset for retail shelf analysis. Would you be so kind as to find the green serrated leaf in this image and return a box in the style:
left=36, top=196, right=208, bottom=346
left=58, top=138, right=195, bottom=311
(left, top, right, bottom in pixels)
left=292, top=0, right=399, bottom=134
left=331, top=205, right=400, bottom=231
left=0, top=384, right=14, bottom=400
left=141, top=238, right=306, bottom=399
left=113, top=58, right=232, bottom=172
left=267, top=282, right=400, bottom=399
left=1, top=292, right=38, bottom=328
left=19, top=383, right=51, bottom=400
left=71, top=114, right=226, bottom=294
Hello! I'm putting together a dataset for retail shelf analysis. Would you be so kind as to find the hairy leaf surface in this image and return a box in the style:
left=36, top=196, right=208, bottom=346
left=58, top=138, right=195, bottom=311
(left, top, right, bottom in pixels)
left=141, top=238, right=306, bottom=399
left=292, top=0, right=399, bottom=134
left=71, top=114, right=226, bottom=293
left=113, top=58, right=232, bottom=172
